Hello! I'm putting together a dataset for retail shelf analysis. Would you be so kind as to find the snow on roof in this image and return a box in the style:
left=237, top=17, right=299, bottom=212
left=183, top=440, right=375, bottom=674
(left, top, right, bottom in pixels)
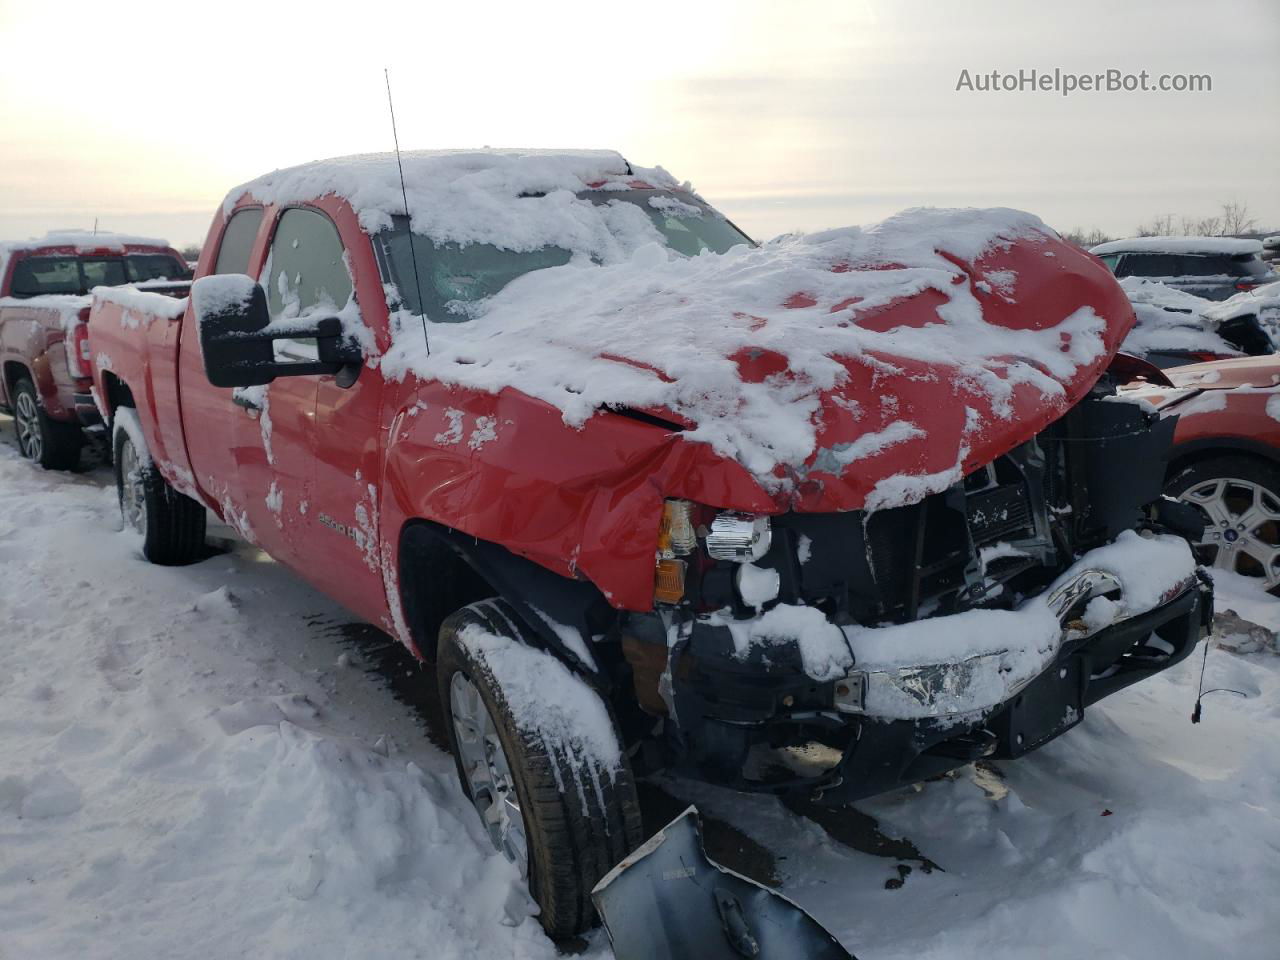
left=224, top=148, right=678, bottom=248
left=380, top=206, right=1101, bottom=487
left=0, top=229, right=173, bottom=254
left=1090, top=236, right=1263, bottom=257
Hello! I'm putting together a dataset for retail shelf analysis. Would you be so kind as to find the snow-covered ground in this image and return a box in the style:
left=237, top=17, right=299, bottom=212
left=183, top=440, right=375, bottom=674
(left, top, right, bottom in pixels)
left=2, top=437, right=1277, bottom=959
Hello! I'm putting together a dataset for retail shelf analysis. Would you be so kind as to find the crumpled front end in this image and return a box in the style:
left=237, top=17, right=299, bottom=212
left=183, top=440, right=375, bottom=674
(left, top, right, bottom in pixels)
left=618, top=383, right=1213, bottom=801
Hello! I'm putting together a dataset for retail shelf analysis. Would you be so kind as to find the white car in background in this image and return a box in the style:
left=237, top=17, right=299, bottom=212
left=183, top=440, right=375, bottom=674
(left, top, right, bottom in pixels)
left=1091, top=236, right=1276, bottom=301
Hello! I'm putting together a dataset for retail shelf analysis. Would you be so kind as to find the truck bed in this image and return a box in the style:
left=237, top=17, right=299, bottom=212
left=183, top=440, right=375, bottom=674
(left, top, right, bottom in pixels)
left=87, top=286, right=194, bottom=493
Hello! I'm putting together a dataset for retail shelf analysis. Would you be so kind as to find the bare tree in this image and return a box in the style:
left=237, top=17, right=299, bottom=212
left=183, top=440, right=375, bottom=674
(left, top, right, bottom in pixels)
left=1175, top=215, right=1220, bottom=236
left=1136, top=214, right=1177, bottom=237
left=1220, top=201, right=1257, bottom=236
left=1060, top=226, right=1112, bottom=249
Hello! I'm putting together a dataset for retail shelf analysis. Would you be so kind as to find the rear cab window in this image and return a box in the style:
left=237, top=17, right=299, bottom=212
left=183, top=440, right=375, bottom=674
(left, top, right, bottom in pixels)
left=8, top=254, right=183, bottom=296
left=126, top=254, right=189, bottom=282
left=214, top=207, right=265, bottom=276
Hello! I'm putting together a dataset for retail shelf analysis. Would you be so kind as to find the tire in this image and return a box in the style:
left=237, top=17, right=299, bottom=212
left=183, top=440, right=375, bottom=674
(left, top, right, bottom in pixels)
left=437, top=599, right=643, bottom=939
left=114, top=412, right=207, bottom=565
left=1166, top=454, right=1280, bottom=592
left=12, top=377, right=81, bottom=470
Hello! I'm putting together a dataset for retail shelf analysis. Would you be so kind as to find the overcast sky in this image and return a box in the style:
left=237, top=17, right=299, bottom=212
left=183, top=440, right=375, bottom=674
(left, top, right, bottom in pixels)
left=0, top=0, right=1275, bottom=248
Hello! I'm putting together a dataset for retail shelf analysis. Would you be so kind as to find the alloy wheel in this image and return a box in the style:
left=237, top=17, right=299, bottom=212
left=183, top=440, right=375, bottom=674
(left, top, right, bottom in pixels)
left=449, top=671, right=529, bottom=874
left=1177, top=476, right=1280, bottom=590
left=14, top=391, right=41, bottom=463
left=118, top=439, right=148, bottom=539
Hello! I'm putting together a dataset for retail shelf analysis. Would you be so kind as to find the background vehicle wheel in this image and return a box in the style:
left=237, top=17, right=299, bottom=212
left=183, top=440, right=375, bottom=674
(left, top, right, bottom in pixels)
left=12, top=377, right=81, bottom=470
left=113, top=412, right=207, bottom=565
left=1166, top=455, right=1280, bottom=592
left=437, top=599, right=643, bottom=939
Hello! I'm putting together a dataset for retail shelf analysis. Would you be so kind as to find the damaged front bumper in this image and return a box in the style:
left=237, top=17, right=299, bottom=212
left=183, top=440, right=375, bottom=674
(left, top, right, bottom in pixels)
left=625, top=534, right=1212, bottom=802
left=833, top=560, right=1175, bottom=722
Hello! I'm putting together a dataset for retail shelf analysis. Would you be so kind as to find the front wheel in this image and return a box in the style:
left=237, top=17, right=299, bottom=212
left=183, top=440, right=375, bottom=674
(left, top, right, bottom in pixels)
left=13, top=377, right=81, bottom=470
left=1166, top=455, right=1280, bottom=592
left=437, top=599, right=643, bottom=939
left=114, top=410, right=207, bottom=565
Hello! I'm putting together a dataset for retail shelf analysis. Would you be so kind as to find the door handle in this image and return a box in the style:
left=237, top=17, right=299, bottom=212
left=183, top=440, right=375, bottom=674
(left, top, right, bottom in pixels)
left=232, top=393, right=262, bottom=413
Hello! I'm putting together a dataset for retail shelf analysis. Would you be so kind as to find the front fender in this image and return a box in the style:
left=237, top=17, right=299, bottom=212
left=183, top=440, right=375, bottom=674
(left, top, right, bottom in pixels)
left=380, top=383, right=768, bottom=613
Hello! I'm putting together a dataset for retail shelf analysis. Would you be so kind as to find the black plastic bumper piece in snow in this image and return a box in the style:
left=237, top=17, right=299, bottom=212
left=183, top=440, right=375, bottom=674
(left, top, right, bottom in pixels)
left=592, top=806, right=855, bottom=960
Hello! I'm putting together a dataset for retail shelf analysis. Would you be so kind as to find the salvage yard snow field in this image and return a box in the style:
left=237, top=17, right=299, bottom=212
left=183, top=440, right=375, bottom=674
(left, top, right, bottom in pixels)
left=1, top=439, right=1278, bottom=959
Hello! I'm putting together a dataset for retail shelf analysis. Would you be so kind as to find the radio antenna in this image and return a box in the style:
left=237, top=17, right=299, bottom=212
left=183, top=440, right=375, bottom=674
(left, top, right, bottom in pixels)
left=384, top=67, right=430, bottom=356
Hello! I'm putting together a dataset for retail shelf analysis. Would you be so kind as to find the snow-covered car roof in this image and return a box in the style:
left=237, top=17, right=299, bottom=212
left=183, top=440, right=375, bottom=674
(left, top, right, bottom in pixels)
left=223, top=148, right=681, bottom=245
left=1089, top=236, right=1264, bottom=257
left=0, top=230, right=174, bottom=255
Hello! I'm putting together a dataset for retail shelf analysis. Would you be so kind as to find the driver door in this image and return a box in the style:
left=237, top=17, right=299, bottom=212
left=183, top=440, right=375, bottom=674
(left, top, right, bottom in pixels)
left=227, top=207, right=356, bottom=566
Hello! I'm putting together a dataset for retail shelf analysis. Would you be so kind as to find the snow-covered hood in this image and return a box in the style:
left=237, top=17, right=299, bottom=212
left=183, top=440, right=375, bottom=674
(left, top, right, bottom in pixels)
left=1204, top=280, right=1280, bottom=324
left=385, top=207, right=1133, bottom=512
left=1117, top=278, right=1241, bottom=361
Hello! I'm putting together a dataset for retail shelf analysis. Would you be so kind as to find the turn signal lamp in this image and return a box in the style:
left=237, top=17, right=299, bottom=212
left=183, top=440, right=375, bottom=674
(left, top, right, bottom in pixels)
left=655, top=500, right=696, bottom=604
left=654, top=558, right=687, bottom=605
left=657, top=499, right=697, bottom=558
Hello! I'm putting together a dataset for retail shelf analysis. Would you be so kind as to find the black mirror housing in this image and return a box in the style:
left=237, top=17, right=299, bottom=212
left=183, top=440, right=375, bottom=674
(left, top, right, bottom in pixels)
left=192, top=275, right=276, bottom=387
left=191, top=274, right=362, bottom=389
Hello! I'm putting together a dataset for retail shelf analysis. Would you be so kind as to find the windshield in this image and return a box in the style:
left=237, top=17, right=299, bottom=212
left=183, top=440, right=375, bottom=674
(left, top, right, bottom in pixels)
left=125, top=254, right=190, bottom=282
left=1113, top=251, right=1275, bottom=280
left=378, top=191, right=751, bottom=321
left=379, top=220, right=572, bottom=322
left=585, top=189, right=752, bottom=257
left=8, top=253, right=190, bottom=297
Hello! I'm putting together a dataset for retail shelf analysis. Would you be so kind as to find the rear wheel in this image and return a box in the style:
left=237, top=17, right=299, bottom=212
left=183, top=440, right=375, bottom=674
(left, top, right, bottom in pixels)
left=114, top=413, right=207, bottom=565
left=13, top=377, right=81, bottom=470
left=1167, top=455, right=1280, bottom=592
left=437, top=599, right=643, bottom=939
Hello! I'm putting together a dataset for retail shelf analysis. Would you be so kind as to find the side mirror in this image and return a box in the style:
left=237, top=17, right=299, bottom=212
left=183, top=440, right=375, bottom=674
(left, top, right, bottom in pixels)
left=191, top=274, right=362, bottom=388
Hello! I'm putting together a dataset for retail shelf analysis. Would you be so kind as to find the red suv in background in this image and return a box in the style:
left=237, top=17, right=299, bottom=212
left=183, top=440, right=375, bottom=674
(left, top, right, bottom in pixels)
left=0, top=231, right=189, bottom=468
left=1122, top=354, right=1280, bottom=592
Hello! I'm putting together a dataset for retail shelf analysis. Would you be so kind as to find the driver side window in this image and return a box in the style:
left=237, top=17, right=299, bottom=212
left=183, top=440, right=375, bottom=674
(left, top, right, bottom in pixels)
left=265, top=208, right=352, bottom=361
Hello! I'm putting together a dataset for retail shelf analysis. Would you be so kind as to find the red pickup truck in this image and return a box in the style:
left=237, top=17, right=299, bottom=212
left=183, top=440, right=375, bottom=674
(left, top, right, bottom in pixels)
left=87, top=149, right=1212, bottom=937
left=0, top=231, right=189, bottom=468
